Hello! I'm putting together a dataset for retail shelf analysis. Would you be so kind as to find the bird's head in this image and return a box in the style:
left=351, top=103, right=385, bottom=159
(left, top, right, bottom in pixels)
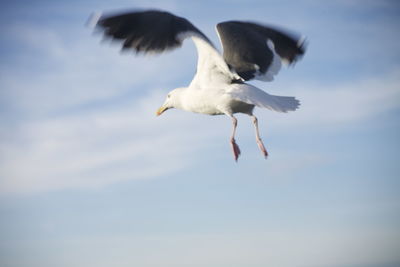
left=156, top=87, right=184, bottom=116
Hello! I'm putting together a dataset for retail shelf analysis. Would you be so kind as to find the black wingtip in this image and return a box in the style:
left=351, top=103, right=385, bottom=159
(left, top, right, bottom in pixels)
left=297, top=35, right=308, bottom=55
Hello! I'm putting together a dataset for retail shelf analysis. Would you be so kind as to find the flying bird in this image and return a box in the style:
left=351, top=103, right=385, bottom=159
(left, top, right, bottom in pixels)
left=89, top=9, right=306, bottom=161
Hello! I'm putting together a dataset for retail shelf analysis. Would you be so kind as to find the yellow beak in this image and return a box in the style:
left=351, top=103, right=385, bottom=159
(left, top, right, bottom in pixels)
left=156, top=106, right=168, bottom=116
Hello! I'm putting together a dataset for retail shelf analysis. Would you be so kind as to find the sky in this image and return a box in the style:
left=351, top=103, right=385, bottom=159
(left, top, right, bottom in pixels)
left=0, top=0, right=399, bottom=266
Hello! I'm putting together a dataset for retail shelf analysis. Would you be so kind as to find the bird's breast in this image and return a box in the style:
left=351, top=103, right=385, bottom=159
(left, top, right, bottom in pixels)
left=181, top=91, right=225, bottom=115
left=186, top=103, right=224, bottom=115
left=181, top=91, right=254, bottom=116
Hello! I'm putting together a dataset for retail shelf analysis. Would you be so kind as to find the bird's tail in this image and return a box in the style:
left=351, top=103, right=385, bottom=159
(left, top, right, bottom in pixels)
left=261, top=94, right=300, bottom=112
left=229, top=84, right=300, bottom=113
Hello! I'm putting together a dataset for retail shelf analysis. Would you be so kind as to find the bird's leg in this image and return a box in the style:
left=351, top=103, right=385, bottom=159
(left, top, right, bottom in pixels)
left=230, top=116, right=241, bottom=161
left=251, top=115, right=268, bottom=158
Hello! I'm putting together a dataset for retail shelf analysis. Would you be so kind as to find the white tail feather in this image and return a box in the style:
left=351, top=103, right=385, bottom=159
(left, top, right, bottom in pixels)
left=264, top=94, right=300, bottom=112
left=229, top=84, right=300, bottom=113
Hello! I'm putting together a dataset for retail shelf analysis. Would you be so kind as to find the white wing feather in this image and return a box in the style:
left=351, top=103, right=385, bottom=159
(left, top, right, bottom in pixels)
left=189, top=35, right=242, bottom=88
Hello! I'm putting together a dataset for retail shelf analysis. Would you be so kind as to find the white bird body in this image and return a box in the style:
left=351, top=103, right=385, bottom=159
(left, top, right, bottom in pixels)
left=167, top=36, right=299, bottom=116
left=171, top=83, right=298, bottom=116
left=171, top=86, right=251, bottom=116
left=92, top=9, right=306, bottom=160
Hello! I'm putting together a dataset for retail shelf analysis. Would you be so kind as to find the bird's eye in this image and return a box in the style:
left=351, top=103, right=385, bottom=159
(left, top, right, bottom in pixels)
left=167, top=94, right=171, bottom=98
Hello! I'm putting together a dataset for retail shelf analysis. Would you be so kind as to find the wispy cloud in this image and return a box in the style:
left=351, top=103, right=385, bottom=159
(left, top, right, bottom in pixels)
left=0, top=89, right=223, bottom=194
left=0, top=22, right=203, bottom=194
left=1, top=69, right=399, bottom=195
left=0, top=20, right=196, bottom=117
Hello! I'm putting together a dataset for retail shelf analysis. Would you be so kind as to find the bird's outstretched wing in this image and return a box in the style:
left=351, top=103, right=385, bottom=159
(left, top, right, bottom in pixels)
left=216, top=21, right=306, bottom=81
left=91, top=10, right=237, bottom=83
left=93, top=10, right=211, bottom=53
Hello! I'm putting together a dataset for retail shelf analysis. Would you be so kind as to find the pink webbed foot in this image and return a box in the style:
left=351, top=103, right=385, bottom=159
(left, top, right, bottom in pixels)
left=257, top=138, right=268, bottom=159
left=230, top=138, right=241, bottom=162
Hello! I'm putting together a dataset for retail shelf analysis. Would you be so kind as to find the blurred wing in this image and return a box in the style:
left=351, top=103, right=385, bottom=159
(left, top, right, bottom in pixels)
left=93, top=9, right=212, bottom=53
left=216, top=21, right=306, bottom=81
left=91, top=10, right=236, bottom=82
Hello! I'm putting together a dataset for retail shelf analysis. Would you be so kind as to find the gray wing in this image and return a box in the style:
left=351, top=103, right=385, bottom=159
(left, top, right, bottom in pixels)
left=90, top=9, right=240, bottom=85
left=216, top=21, right=306, bottom=81
left=92, top=9, right=213, bottom=53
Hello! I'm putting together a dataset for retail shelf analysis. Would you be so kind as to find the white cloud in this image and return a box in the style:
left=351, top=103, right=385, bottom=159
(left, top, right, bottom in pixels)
left=0, top=90, right=223, bottom=195
left=0, top=21, right=202, bottom=195
left=0, top=21, right=197, bottom=117
left=1, top=69, right=399, bottom=195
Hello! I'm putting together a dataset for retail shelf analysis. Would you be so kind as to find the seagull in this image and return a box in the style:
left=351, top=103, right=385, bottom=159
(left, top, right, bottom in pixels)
left=90, top=9, right=306, bottom=161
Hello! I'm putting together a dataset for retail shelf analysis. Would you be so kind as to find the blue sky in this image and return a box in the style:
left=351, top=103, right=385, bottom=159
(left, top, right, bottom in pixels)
left=1, top=0, right=399, bottom=266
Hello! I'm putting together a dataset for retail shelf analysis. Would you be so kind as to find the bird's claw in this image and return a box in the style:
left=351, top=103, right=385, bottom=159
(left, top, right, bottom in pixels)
left=230, top=138, right=241, bottom=162
left=257, top=138, right=268, bottom=159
